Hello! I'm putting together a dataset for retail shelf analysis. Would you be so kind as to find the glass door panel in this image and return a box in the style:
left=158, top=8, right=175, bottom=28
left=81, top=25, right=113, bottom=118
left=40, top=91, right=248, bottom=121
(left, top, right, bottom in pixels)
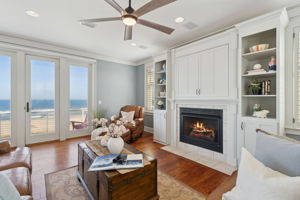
left=0, top=56, right=11, bottom=139
left=69, top=65, right=89, bottom=131
left=26, top=56, right=59, bottom=144
left=30, top=60, right=56, bottom=135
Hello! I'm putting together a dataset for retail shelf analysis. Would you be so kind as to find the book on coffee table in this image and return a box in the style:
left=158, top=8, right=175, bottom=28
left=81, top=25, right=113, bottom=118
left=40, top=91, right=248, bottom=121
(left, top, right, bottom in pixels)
left=88, top=154, right=144, bottom=171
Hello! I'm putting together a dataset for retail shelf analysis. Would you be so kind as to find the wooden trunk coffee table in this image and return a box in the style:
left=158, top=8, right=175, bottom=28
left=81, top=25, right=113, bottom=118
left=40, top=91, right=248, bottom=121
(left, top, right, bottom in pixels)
left=77, top=141, right=159, bottom=200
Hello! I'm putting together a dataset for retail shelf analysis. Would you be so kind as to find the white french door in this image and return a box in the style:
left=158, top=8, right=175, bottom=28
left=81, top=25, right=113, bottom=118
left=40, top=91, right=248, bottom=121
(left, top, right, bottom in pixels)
left=25, top=56, right=60, bottom=144
left=66, top=62, right=93, bottom=138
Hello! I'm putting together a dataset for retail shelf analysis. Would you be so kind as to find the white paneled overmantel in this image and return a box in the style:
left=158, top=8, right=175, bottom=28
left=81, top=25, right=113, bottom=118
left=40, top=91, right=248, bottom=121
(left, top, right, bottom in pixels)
left=173, top=28, right=238, bottom=101
left=164, top=29, right=239, bottom=173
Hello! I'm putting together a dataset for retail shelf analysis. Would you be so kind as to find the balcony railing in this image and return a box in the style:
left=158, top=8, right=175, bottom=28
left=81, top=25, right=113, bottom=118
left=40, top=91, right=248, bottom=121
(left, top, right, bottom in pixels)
left=0, top=108, right=88, bottom=139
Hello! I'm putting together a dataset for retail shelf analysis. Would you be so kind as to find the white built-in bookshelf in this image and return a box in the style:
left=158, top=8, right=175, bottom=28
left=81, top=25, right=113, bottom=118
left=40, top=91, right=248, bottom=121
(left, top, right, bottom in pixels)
left=241, top=29, right=278, bottom=119
left=154, top=60, right=167, bottom=110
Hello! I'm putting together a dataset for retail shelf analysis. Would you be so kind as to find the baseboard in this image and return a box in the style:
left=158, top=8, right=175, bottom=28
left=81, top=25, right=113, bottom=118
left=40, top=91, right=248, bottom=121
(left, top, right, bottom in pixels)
left=144, top=126, right=153, bottom=133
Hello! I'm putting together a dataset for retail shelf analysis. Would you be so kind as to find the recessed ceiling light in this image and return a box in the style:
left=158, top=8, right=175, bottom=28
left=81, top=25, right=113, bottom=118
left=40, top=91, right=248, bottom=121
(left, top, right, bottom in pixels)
left=131, top=42, right=137, bottom=47
left=175, top=17, right=185, bottom=23
left=25, top=10, right=39, bottom=18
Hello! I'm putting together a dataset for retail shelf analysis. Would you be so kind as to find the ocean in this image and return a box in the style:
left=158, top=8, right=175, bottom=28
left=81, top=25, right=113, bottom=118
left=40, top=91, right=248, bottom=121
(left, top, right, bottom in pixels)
left=0, top=99, right=87, bottom=111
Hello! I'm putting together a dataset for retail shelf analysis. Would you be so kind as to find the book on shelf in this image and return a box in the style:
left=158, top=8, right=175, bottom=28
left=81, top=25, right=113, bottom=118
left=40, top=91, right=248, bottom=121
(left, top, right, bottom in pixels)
left=247, top=69, right=266, bottom=74
left=88, top=154, right=144, bottom=171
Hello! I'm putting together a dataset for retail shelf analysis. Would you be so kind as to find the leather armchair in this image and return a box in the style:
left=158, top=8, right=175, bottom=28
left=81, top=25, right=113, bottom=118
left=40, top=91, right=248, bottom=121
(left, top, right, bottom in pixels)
left=118, top=105, right=144, bottom=141
left=0, top=140, right=33, bottom=199
left=0, top=141, right=32, bottom=172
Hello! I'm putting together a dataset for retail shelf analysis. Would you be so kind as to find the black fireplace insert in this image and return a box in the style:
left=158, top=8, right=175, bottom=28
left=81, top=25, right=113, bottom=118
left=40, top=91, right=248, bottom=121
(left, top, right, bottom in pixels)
left=180, top=107, right=223, bottom=153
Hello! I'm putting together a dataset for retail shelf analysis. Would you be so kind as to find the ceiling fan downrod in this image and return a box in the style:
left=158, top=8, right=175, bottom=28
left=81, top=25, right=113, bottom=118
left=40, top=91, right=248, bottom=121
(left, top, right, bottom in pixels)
left=125, top=0, right=135, bottom=14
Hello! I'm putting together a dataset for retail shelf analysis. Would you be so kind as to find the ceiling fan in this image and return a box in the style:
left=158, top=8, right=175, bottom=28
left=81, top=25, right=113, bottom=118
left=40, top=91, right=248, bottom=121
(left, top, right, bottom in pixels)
left=79, top=0, right=177, bottom=40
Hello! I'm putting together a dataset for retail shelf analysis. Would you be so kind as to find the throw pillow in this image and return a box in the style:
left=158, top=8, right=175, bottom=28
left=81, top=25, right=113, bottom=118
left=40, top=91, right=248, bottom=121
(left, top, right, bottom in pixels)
left=121, top=111, right=135, bottom=123
left=0, top=172, right=21, bottom=200
left=223, top=148, right=300, bottom=200
left=255, top=131, right=300, bottom=176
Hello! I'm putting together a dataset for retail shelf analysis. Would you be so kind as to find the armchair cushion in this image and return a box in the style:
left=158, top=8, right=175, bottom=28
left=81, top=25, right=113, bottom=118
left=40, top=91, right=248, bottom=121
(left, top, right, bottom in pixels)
left=121, top=111, right=135, bottom=122
left=0, top=140, right=11, bottom=154
left=120, top=105, right=144, bottom=119
left=0, top=147, right=32, bottom=171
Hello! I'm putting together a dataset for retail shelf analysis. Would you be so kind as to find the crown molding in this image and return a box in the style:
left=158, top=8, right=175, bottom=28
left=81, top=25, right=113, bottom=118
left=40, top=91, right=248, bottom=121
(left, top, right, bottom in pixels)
left=0, top=32, right=137, bottom=66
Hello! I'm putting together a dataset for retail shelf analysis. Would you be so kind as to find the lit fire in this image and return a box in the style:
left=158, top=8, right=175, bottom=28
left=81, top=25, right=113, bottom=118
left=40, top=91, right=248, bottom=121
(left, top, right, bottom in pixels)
left=191, top=122, right=215, bottom=138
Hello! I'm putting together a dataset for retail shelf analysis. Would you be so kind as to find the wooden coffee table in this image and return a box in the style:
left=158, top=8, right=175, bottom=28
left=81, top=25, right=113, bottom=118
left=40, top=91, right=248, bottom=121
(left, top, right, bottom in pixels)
left=77, top=141, right=159, bottom=200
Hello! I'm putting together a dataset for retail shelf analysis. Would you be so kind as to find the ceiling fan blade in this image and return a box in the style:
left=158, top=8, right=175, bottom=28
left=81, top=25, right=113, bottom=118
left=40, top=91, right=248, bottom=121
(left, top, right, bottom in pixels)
left=104, top=0, right=125, bottom=14
left=134, top=0, right=177, bottom=17
left=124, top=26, right=133, bottom=40
left=79, top=17, right=122, bottom=23
left=137, top=19, right=174, bottom=35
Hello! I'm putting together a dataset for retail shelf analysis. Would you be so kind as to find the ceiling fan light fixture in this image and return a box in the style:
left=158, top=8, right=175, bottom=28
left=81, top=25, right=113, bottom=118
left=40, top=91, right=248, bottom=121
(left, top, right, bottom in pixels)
left=122, top=15, right=137, bottom=26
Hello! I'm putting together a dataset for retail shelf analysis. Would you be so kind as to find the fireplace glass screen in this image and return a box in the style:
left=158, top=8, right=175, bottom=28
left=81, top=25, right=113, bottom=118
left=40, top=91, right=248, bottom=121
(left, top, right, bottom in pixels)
left=180, top=108, right=223, bottom=153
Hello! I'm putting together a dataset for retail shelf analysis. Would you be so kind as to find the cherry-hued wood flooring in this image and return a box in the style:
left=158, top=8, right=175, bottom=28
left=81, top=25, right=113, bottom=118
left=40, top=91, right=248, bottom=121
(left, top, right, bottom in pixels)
left=30, top=132, right=228, bottom=200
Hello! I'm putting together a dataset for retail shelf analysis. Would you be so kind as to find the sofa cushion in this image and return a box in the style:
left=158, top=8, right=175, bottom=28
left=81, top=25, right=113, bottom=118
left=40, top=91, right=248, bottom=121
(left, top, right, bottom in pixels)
left=2, top=167, right=32, bottom=196
left=0, top=147, right=32, bottom=171
left=0, top=172, right=21, bottom=200
left=255, top=131, right=300, bottom=176
left=223, top=148, right=300, bottom=200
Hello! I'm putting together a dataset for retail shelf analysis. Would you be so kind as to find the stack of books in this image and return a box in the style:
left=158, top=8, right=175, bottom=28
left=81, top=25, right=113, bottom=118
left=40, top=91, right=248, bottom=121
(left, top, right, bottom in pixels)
left=247, top=69, right=266, bottom=74
left=89, top=154, right=144, bottom=171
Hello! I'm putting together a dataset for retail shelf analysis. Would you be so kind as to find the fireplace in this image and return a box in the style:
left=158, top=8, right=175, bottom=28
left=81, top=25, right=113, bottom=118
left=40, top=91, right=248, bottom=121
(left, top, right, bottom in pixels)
left=180, top=108, right=223, bottom=153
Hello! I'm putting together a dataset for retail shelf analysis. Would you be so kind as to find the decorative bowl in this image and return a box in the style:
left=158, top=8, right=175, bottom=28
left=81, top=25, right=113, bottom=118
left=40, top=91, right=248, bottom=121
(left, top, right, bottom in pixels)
left=249, top=44, right=269, bottom=52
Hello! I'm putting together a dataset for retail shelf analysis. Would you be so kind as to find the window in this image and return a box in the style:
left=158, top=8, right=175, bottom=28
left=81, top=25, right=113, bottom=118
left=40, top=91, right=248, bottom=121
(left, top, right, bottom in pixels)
left=30, top=59, right=56, bottom=135
left=145, top=63, right=154, bottom=111
left=0, top=55, right=11, bottom=139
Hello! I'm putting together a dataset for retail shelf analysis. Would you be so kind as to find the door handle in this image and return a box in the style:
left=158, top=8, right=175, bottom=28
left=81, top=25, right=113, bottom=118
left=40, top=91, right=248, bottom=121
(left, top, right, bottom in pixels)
left=26, top=102, right=30, bottom=112
left=198, top=89, right=200, bottom=95
left=241, top=122, right=244, bottom=130
left=196, top=89, right=198, bottom=95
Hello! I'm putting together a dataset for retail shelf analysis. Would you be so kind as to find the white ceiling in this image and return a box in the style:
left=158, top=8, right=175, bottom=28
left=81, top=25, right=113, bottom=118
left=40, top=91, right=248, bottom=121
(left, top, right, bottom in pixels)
left=0, top=0, right=298, bottom=64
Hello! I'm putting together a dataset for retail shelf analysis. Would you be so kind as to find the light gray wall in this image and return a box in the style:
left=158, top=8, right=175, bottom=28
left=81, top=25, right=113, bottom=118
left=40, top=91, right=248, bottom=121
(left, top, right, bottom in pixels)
left=97, top=61, right=153, bottom=128
left=97, top=60, right=137, bottom=118
left=135, top=65, right=144, bottom=107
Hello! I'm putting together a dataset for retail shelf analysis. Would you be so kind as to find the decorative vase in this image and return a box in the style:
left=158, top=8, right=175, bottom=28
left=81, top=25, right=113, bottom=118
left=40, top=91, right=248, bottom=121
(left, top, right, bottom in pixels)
left=107, top=137, right=124, bottom=154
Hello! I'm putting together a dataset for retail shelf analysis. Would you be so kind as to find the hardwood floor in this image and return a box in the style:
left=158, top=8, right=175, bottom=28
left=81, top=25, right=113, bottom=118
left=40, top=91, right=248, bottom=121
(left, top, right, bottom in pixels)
left=30, top=132, right=228, bottom=200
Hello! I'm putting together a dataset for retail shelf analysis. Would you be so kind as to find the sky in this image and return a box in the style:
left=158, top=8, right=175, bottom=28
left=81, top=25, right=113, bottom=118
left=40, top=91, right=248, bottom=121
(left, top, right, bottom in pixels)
left=0, top=56, right=88, bottom=100
left=0, top=56, right=11, bottom=100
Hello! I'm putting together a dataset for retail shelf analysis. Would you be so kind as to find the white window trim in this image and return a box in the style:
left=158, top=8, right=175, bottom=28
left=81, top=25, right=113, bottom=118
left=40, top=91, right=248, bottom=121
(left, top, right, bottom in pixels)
left=285, top=12, right=300, bottom=135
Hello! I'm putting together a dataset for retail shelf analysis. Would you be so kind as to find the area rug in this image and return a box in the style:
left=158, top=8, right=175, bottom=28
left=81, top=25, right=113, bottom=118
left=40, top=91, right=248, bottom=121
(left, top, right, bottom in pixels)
left=45, top=167, right=205, bottom=200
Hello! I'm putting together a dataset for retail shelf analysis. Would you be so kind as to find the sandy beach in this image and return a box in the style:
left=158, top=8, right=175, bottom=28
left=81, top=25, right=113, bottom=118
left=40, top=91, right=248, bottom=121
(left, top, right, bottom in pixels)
left=0, top=115, right=84, bottom=139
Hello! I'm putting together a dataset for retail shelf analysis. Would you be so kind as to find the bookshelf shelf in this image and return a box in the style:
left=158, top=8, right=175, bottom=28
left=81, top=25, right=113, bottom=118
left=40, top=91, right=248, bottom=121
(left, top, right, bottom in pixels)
left=242, top=71, right=276, bottom=78
left=242, top=48, right=276, bottom=61
left=242, top=95, right=276, bottom=98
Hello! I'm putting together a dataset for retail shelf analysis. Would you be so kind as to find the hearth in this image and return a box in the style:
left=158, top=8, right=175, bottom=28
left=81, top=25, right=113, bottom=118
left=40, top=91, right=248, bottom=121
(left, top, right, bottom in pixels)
left=180, top=108, right=223, bottom=153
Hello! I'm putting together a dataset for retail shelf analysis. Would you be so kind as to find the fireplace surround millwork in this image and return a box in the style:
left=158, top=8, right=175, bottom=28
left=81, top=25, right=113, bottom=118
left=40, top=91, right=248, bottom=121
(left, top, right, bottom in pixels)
left=180, top=107, right=223, bottom=153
